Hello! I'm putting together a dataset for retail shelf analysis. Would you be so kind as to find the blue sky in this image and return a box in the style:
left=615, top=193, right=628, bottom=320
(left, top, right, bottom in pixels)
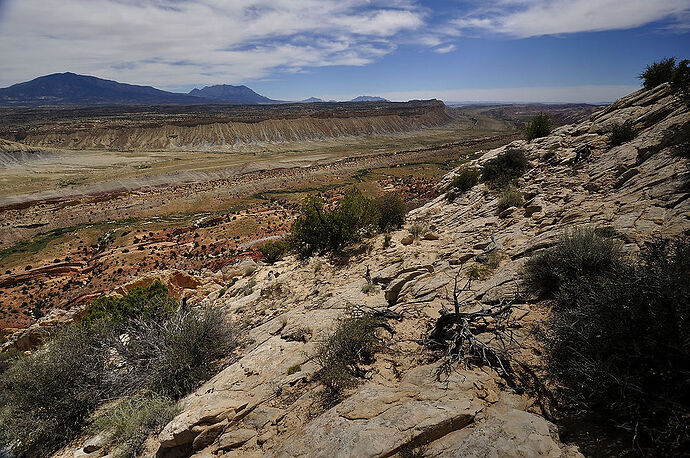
left=0, top=0, right=688, bottom=102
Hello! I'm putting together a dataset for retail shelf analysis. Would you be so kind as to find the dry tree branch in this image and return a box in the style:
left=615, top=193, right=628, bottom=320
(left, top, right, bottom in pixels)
left=424, top=268, right=522, bottom=385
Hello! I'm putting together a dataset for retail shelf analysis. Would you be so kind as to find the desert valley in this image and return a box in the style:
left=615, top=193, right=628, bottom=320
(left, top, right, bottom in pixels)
left=0, top=2, right=689, bottom=457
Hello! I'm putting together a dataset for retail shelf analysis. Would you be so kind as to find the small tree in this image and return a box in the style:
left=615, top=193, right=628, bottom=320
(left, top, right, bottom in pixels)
left=640, top=57, right=676, bottom=89
left=671, top=59, right=690, bottom=104
left=448, top=167, right=480, bottom=193
left=291, top=188, right=380, bottom=257
left=525, top=113, right=552, bottom=141
left=374, top=193, right=407, bottom=232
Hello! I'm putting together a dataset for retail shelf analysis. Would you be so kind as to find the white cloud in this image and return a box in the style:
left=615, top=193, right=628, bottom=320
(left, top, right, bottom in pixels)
left=0, top=0, right=424, bottom=88
left=433, top=44, right=456, bottom=53
left=451, top=0, right=690, bottom=37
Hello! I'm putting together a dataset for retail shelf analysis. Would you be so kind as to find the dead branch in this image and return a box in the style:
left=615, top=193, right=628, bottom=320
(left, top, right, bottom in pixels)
left=424, top=268, right=522, bottom=385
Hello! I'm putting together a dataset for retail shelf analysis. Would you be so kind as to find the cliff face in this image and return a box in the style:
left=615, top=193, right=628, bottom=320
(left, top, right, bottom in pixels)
left=52, top=84, right=689, bottom=457
left=18, top=103, right=453, bottom=151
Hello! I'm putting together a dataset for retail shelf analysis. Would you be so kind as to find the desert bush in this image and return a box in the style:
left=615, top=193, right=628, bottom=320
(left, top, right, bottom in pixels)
left=525, top=113, right=552, bottom=141
left=408, top=222, right=429, bottom=239
left=445, top=189, right=458, bottom=202
left=0, top=284, right=236, bottom=456
left=383, top=233, right=392, bottom=249
left=259, top=239, right=289, bottom=263
left=449, top=167, right=480, bottom=193
left=466, top=263, right=492, bottom=280
left=640, top=57, right=676, bottom=89
left=481, top=149, right=529, bottom=187
left=315, top=313, right=382, bottom=394
left=0, top=348, right=20, bottom=375
left=114, top=306, right=237, bottom=399
left=286, top=364, right=301, bottom=375
left=0, top=324, right=113, bottom=457
left=82, top=280, right=177, bottom=327
left=496, top=187, right=524, bottom=214
left=291, top=188, right=380, bottom=257
left=93, top=395, right=178, bottom=457
left=374, top=193, right=407, bottom=231
left=524, top=228, right=623, bottom=294
left=671, top=59, right=690, bottom=104
left=527, top=231, right=690, bottom=453
left=609, top=121, right=636, bottom=146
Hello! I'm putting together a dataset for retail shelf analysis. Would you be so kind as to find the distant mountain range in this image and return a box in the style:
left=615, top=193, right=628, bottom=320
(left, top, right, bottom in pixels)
left=0, top=73, right=391, bottom=106
left=299, top=97, right=324, bottom=103
left=349, top=95, right=389, bottom=102
left=0, top=73, right=203, bottom=106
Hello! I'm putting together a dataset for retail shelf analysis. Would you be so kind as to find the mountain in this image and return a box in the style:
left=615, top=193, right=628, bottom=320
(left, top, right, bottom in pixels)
left=299, top=97, right=323, bottom=103
left=188, top=85, right=279, bottom=104
left=0, top=72, right=205, bottom=106
left=349, top=95, right=389, bottom=102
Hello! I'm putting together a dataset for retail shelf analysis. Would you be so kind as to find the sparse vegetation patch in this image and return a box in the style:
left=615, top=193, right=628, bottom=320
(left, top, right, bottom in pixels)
left=526, top=230, right=690, bottom=453
left=481, top=149, right=529, bottom=187
left=608, top=121, right=636, bottom=147
left=525, top=113, right=552, bottom=141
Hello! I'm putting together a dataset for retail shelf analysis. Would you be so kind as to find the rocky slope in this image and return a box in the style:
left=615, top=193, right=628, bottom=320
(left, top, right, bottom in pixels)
left=54, top=83, right=688, bottom=457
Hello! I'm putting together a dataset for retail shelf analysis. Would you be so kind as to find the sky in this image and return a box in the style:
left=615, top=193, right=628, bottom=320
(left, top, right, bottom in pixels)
left=0, top=0, right=688, bottom=103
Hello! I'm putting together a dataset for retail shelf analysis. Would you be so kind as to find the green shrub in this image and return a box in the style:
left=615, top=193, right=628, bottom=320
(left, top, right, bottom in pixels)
left=609, top=121, right=636, bottom=146
left=496, top=187, right=524, bottom=214
left=291, top=188, right=380, bottom=257
left=445, top=189, right=458, bottom=201
left=315, top=313, right=382, bottom=394
left=115, top=306, right=237, bottom=399
left=259, top=239, right=289, bottom=263
left=383, top=233, right=392, bottom=249
left=524, top=228, right=623, bottom=294
left=374, top=193, right=407, bottom=231
left=481, top=149, right=529, bottom=187
left=525, top=113, right=552, bottom=141
left=408, top=222, right=429, bottom=240
left=671, top=59, right=690, bottom=104
left=449, top=167, right=480, bottom=193
left=640, top=57, right=676, bottom=89
left=82, top=280, right=177, bottom=327
left=527, top=231, right=690, bottom=453
left=286, top=364, right=301, bottom=375
left=0, top=284, right=236, bottom=456
left=93, top=395, right=178, bottom=457
left=0, top=324, right=113, bottom=457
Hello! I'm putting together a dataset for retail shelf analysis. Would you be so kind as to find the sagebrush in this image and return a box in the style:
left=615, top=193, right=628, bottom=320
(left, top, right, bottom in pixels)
left=526, top=230, right=690, bottom=453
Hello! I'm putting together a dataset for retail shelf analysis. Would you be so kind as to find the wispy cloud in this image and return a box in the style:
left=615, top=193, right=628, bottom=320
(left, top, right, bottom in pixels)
left=450, top=0, right=690, bottom=38
left=0, top=0, right=424, bottom=88
left=433, top=44, right=456, bottom=54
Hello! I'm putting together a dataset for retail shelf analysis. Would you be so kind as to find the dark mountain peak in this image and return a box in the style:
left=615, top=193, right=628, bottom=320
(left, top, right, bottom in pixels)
left=188, top=84, right=279, bottom=104
left=0, top=72, right=205, bottom=106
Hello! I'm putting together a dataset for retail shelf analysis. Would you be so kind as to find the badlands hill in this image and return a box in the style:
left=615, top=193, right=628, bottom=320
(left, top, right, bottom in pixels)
left=2, top=99, right=453, bottom=151
left=18, top=82, right=683, bottom=456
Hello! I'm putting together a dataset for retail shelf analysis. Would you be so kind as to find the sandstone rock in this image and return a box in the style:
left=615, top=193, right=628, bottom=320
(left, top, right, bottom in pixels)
left=82, top=433, right=107, bottom=453
left=218, top=428, right=256, bottom=450
left=400, top=234, right=415, bottom=245
left=422, top=232, right=440, bottom=240
left=384, top=265, right=434, bottom=305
